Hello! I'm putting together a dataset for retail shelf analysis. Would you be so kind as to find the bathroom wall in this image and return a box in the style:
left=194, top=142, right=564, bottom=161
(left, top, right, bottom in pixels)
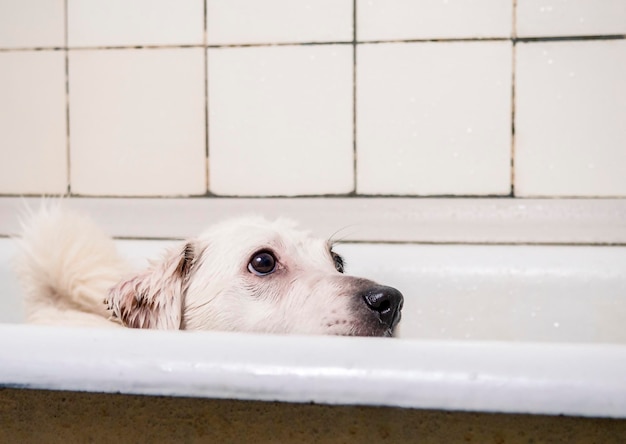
left=0, top=0, right=624, bottom=198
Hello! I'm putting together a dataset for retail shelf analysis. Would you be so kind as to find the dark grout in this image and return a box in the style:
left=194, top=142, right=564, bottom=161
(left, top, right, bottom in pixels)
left=510, top=40, right=517, bottom=196
left=64, top=0, right=71, bottom=195
left=1, top=34, right=624, bottom=53
left=515, top=34, right=626, bottom=43
left=326, top=240, right=626, bottom=247
left=203, top=0, right=209, bottom=193
left=1, top=231, right=623, bottom=246
left=92, top=237, right=626, bottom=247
left=3, top=193, right=626, bottom=199
left=352, top=0, right=358, bottom=194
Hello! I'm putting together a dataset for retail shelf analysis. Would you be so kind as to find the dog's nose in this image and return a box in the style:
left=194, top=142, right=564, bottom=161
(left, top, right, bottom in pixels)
left=361, top=286, right=404, bottom=329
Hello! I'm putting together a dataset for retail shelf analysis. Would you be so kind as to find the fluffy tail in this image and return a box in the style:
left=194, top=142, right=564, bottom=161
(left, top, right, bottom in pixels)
left=14, top=203, right=128, bottom=321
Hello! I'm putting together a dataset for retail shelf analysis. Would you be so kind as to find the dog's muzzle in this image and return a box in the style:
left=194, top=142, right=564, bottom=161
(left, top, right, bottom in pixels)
left=359, top=285, right=404, bottom=330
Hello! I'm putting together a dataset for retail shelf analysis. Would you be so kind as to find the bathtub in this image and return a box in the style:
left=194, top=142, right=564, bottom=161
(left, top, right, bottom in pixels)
left=1, top=197, right=625, bottom=420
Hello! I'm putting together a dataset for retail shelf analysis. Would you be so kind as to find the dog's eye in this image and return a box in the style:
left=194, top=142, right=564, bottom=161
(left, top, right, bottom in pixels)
left=248, top=251, right=277, bottom=276
left=332, top=252, right=344, bottom=273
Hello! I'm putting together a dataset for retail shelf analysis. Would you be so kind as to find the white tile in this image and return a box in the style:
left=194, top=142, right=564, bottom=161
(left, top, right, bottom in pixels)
left=68, top=0, right=204, bottom=47
left=69, top=48, right=206, bottom=196
left=517, top=0, right=626, bottom=37
left=0, top=0, right=64, bottom=48
left=357, top=0, right=513, bottom=41
left=208, top=45, right=353, bottom=196
left=357, top=42, right=512, bottom=196
left=207, top=0, right=353, bottom=45
left=0, top=51, right=67, bottom=194
left=515, top=40, right=626, bottom=197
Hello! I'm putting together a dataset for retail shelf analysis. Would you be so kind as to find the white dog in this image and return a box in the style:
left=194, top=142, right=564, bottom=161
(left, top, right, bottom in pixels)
left=14, top=205, right=403, bottom=336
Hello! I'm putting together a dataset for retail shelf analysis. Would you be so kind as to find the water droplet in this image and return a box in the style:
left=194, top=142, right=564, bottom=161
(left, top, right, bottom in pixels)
left=547, top=59, right=554, bottom=65
left=553, top=322, right=560, bottom=328
left=466, top=127, right=473, bottom=134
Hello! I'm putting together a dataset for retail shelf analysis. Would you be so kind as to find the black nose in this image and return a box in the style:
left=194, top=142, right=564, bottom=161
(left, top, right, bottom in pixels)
left=361, top=286, right=404, bottom=329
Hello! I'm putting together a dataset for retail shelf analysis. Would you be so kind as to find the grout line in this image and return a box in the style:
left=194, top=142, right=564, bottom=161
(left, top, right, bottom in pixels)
left=64, top=0, right=71, bottom=196
left=1, top=34, right=624, bottom=53
left=3, top=232, right=622, bottom=247
left=352, top=0, right=358, bottom=194
left=203, top=0, right=210, bottom=193
left=515, top=34, right=626, bottom=42
left=323, top=240, right=626, bottom=247
left=1, top=231, right=612, bottom=247
left=3, top=193, right=626, bottom=200
left=359, top=35, right=626, bottom=44
left=510, top=45, right=516, bottom=197
left=359, top=37, right=511, bottom=45
left=51, top=235, right=626, bottom=247
left=510, top=0, right=517, bottom=197
left=0, top=47, right=66, bottom=52
left=207, top=41, right=353, bottom=49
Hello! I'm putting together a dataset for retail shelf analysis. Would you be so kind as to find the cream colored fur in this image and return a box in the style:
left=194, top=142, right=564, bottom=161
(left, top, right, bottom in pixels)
left=14, top=204, right=402, bottom=336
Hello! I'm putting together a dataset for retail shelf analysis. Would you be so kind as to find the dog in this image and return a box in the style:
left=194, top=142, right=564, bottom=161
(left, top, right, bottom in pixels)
left=14, top=205, right=403, bottom=336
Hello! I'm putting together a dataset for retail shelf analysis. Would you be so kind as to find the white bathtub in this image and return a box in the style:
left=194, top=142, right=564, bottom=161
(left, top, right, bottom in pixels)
left=1, top=197, right=625, bottom=419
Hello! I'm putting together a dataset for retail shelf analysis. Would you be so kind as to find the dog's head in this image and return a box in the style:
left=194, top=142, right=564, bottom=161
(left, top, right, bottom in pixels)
left=106, top=217, right=403, bottom=336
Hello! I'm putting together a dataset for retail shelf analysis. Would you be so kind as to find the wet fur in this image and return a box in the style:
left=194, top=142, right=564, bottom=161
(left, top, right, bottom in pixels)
left=14, top=204, right=400, bottom=336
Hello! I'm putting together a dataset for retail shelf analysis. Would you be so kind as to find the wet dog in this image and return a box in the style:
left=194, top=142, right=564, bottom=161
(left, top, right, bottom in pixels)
left=15, top=205, right=403, bottom=336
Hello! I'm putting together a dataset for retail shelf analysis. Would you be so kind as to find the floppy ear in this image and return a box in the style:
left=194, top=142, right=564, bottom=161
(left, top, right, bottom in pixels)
left=106, top=242, right=195, bottom=329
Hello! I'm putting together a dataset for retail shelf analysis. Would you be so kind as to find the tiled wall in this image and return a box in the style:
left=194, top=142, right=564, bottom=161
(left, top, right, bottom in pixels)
left=0, top=0, right=624, bottom=197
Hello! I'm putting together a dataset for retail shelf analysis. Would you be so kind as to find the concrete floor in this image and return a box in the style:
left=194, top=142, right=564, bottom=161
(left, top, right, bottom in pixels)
left=1, top=388, right=625, bottom=443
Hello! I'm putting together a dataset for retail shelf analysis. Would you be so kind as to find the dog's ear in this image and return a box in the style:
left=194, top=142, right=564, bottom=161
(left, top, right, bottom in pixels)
left=106, top=242, right=195, bottom=329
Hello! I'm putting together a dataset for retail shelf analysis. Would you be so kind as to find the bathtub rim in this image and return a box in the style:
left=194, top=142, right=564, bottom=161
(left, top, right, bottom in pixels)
left=1, top=324, right=625, bottom=419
